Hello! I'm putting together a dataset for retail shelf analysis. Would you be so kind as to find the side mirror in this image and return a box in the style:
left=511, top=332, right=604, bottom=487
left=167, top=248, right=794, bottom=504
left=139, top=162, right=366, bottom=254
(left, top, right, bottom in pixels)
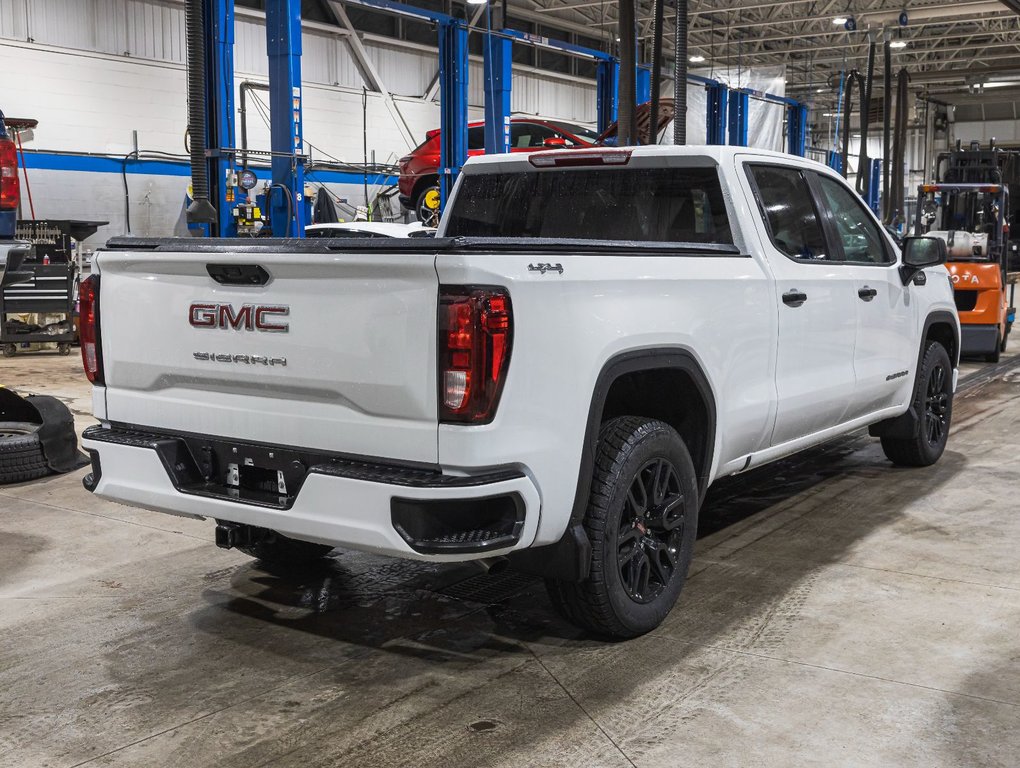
left=900, top=236, right=947, bottom=285
left=543, top=137, right=567, bottom=148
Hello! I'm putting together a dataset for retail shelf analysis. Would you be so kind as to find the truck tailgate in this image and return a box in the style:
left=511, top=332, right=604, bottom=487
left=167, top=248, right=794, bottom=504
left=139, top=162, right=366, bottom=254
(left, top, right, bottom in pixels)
left=95, top=246, right=440, bottom=464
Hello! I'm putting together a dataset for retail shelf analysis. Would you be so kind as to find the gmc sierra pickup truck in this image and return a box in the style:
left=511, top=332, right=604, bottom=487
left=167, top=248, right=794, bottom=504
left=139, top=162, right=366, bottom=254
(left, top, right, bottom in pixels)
left=80, top=146, right=959, bottom=638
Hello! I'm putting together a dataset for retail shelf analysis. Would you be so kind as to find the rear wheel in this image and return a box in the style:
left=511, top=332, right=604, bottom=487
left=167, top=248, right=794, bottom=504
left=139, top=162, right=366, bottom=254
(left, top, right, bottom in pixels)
left=414, top=182, right=441, bottom=226
left=546, top=416, right=699, bottom=638
left=881, top=341, right=953, bottom=467
left=236, top=531, right=334, bottom=566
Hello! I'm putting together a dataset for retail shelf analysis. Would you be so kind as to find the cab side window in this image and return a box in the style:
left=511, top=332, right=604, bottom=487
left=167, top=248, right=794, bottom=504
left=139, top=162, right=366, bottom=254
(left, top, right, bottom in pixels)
left=747, top=165, right=832, bottom=261
left=816, top=175, right=893, bottom=264
left=510, top=123, right=556, bottom=149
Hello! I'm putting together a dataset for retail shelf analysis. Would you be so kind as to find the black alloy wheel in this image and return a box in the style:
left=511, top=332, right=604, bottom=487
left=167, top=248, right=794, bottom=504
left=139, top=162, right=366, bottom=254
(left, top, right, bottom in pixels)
left=923, top=362, right=949, bottom=448
left=617, top=458, right=687, bottom=604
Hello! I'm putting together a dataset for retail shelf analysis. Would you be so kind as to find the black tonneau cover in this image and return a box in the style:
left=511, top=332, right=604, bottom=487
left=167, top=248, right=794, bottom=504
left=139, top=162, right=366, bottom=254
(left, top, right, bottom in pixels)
left=103, top=236, right=743, bottom=257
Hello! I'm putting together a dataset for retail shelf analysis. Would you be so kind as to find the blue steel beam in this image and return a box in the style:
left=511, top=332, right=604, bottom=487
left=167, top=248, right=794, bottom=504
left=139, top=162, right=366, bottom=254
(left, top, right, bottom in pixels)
left=596, top=60, right=619, bottom=133
left=728, top=89, right=749, bottom=147
left=483, top=33, right=512, bottom=154
left=787, top=103, right=808, bottom=157
left=265, top=0, right=304, bottom=237
left=438, top=18, right=468, bottom=209
left=206, top=0, right=235, bottom=236
left=636, top=66, right=651, bottom=107
left=705, top=82, right=727, bottom=145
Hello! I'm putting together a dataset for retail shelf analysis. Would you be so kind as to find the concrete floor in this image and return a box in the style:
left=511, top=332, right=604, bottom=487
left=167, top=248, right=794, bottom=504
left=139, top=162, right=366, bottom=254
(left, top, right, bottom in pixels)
left=2, top=351, right=1020, bottom=768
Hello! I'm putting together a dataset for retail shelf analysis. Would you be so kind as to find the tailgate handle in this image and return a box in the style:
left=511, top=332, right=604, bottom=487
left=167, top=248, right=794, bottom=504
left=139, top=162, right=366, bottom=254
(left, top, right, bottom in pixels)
left=206, top=264, right=271, bottom=286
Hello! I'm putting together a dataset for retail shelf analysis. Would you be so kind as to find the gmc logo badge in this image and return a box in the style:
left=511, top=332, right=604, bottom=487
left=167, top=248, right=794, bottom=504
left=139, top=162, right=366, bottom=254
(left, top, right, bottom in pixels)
left=189, top=303, right=289, bottom=333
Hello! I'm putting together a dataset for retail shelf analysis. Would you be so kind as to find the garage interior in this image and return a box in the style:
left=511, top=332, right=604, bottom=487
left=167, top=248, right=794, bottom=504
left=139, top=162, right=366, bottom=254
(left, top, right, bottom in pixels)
left=3, top=0, right=1020, bottom=765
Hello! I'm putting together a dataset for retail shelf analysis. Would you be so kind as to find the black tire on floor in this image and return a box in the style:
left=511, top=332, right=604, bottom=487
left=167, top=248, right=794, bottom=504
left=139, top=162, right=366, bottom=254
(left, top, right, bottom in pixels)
left=881, top=341, right=953, bottom=467
left=0, top=422, right=51, bottom=485
left=545, top=416, right=700, bottom=639
left=1001, top=330, right=1009, bottom=354
left=236, top=531, right=334, bottom=566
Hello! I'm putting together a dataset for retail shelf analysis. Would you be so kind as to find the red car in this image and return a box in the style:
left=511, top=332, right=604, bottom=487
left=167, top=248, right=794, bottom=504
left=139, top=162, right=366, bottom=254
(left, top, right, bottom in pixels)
left=398, top=118, right=598, bottom=222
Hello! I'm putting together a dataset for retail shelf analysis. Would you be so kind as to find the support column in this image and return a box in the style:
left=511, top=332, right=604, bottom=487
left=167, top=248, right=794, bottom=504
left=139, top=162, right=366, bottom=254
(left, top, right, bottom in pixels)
left=438, top=18, right=468, bottom=210
left=596, top=60, right=619, bottom=135
left=728, top=90, right=749, bottom=147
left=266, top=0, right=304, bottom=237
left=787, top=103, right=808, bottom=157
left=483, top=34, right=512, bottom=154
left=636, top=66, right=651, bottom=107
left=705, top=82, right=727, bottom=145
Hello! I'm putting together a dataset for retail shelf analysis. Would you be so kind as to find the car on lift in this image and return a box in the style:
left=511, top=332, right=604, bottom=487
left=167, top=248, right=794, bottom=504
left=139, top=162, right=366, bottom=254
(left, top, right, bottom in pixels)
left=304, top=221, right=434, bottom=238
left=0, top=110, right=18, bottom=242
left=397, top=118, right=598, bottom=222
left=916, top=181, right=1014, bottom=362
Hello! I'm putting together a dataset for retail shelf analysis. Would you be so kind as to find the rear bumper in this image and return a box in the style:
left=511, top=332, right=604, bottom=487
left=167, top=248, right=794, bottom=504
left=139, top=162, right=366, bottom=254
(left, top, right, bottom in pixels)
left=960, top=323, right=1000, bottom=355
left=81, top=425, right=541, bottom=561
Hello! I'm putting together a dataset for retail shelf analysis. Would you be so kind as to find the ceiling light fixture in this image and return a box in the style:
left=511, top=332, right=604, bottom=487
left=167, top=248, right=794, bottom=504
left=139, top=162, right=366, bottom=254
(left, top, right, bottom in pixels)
left=832, top=16, right=848, bottom=25
left=889, top=39, right=907, bottom=49
left=689, top=54, right=706, bottom=63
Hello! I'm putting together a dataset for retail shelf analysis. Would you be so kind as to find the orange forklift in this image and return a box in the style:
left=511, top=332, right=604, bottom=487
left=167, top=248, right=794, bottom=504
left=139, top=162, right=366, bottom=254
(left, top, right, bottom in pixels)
left=916, top=181, right=1015, bottom=362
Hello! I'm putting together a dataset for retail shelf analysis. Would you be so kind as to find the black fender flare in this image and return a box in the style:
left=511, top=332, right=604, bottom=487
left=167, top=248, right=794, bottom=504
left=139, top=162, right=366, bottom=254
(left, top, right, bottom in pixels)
left=869, top=310, right=959, bottom=440
left=509, top=348, right=717, bottom=581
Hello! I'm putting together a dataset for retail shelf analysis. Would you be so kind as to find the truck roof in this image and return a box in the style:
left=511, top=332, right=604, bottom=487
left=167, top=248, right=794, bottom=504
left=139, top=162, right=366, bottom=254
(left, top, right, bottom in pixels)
left=460, top=143, right=832, bottom=173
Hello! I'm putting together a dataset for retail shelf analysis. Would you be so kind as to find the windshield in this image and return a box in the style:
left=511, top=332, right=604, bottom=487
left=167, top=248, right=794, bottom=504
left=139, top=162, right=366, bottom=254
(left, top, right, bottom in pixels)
left=444, top=166, right=733, bottom=244
left=546, top=121, right=599, bottom=142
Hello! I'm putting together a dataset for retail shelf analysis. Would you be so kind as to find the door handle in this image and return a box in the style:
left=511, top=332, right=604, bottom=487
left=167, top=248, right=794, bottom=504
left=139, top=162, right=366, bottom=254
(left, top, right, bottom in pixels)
left=858, top=286, right=878, bottom=301
left=782, top=289, right=808, bottom=307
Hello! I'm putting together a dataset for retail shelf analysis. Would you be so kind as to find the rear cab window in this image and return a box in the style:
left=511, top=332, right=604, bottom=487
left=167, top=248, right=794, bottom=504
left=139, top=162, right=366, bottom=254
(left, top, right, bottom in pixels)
left=444, top=162, right=734, bottom=245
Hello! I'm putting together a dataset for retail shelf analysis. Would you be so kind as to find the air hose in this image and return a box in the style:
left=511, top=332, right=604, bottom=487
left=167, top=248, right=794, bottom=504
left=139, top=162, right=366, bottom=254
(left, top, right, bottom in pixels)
left=857, top=38, right=876, bottom=198
left=184, top=0, right=217, bottom=225
left=840, top=71, right=865, bottom=179
left=882, top=40, right=891, bottom=219
left=673, top=0, right=688, bottom=144
left=889, top=69, right=910, bottom=226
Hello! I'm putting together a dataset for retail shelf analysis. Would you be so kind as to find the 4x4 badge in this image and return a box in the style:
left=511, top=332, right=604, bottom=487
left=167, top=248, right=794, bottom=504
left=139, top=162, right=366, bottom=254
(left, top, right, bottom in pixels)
left=528, top=263, right=564, bottom=275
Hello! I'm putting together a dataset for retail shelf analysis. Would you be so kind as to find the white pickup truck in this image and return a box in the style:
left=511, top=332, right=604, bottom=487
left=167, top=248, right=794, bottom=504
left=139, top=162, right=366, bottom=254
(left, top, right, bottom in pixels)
left=81, top=146, right=959, bottom=638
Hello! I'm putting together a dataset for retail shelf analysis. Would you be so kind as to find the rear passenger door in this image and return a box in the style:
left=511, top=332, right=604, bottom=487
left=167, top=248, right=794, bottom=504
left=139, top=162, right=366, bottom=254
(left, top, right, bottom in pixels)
left=812, top=172, right=917, bottom=418
left=743, top=162, right=858, bottom=447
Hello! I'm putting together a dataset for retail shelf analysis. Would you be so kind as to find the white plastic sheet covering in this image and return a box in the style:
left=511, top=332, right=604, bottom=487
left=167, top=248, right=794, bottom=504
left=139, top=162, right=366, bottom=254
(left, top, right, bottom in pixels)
left=661, top=65, right=787, bottom=151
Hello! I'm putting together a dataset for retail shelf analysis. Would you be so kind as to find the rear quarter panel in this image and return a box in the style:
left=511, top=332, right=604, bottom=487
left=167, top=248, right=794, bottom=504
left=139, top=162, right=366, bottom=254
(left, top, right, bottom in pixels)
left=435, top=251, right=777, bottom=545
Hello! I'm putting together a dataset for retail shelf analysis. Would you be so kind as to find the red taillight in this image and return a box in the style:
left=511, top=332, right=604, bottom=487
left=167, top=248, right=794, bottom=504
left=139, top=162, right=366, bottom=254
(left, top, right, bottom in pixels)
left=0, top=139, right=18, bottom=211
left=79, top=274, right=104, bottom=385
left=439, top=286, right=512, bottom=423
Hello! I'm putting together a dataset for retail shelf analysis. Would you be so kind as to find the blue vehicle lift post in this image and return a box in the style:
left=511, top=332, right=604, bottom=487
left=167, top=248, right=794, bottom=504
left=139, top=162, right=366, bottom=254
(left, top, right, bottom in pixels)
left=703, top=79, right=728, bottom=145
left=595, top=60, right=619, bottom=133
left=482, top=30, right=512, bottom=154
left=727, top=89, right=749, bottom=147
left=787, top=103, right=808, bottom=157
left=265, top=0, right=304, bottom=237
left=636, top=66, right=651, bottom=107
left=206, top=0, right=236, bottom=237
left=438, top=18, right=469, bottom=206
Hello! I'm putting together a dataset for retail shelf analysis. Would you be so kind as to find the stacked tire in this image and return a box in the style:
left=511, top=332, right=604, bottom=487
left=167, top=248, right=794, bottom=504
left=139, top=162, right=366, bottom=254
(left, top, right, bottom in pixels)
left=0, top=422, right=50, bottom=484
